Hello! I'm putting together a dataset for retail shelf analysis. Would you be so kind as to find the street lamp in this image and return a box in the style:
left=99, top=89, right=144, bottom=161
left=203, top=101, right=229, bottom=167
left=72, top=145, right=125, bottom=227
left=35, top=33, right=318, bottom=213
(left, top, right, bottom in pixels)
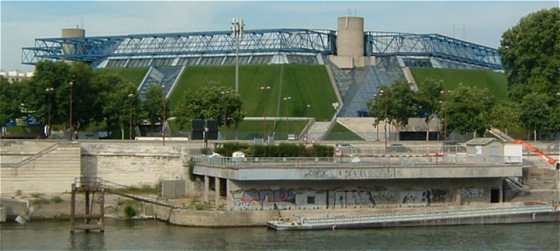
left=68, top=81, right=74, bottom=140
left=45, top=87, right=55, bottom=138
left=259, top=85, right=271, bottom=139
left=231, top=17, right=245, bottom=95
left=128, top=93, right=135, bottom=140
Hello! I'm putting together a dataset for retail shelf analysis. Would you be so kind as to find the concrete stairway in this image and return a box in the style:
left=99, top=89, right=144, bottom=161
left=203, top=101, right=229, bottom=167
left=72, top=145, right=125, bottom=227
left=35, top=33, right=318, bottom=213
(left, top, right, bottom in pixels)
left=306, top=122, right=331, bottom=141
left=1, top=143, right=81, bottom=194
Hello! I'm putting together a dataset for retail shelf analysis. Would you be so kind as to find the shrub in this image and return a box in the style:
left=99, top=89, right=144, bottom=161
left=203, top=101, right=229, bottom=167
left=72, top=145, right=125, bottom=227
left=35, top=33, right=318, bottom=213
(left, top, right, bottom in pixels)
left=214, top=142, right=250, bottom=156
left=310, top=144, right=334, bottom=157
left=124, top=205, right=137, bottom=218
left=50, top=196, right=64, bottom=203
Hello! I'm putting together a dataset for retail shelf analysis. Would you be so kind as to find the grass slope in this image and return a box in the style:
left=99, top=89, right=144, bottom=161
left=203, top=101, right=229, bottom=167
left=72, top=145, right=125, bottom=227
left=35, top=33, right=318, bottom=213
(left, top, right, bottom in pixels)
left=411, top=68, right=508, bottom=101
left=169, top=65, right=337, bottom=121
left=98, top=68, right=148, bottom=86
left=324, top=122, right=364, bottom=141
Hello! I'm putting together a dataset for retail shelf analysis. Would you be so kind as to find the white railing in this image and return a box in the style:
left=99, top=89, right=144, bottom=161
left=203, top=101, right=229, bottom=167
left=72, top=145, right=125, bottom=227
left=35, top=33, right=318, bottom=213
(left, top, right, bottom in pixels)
left=193, top=155, right=521, bottom=169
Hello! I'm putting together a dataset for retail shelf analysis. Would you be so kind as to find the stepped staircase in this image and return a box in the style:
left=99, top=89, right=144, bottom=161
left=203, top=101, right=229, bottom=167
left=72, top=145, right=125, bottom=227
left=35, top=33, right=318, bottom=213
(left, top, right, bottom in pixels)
left=137, top=65, right=185, bottom=98
left=75, top=177, right=177, bottom=208
left=1, top=142, right=81, bottom=194
left=305, top=122, right=332, bottom=141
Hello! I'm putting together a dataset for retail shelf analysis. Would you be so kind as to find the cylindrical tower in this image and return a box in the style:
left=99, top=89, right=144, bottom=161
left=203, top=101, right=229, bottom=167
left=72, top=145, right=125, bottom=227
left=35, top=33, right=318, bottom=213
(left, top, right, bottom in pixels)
left=61, top=27, right=85, bottom=55
left=336, top=16, right=364, bottom=57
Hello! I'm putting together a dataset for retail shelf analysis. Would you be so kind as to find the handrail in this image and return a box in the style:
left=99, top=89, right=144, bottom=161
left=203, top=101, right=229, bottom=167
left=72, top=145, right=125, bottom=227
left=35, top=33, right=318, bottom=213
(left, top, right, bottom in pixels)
left=0, top=143, right=58, bottom=168
left=72, top=176, right=178, bottom=209
left=192, top=155, right=521, bottom=170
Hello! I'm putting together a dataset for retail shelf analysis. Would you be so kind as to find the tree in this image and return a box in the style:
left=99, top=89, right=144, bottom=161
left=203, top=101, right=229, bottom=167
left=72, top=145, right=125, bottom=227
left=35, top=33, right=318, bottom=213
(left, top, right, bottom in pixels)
left=174, top=86, right=244, bottom=130
left=0, top=77, right=25, bottom=127
left=519, top=93, right=551, bottom=141
left=93, top=72, right=139, bottom=139
left=368, top=81, right=417, bottom=142
left=444, top=86, right=495, bottom=137
left=499, top=7, right=560, bottom=100
left=23, top=61, right=72, bottom=134
left=22, top=61, right=100, bottom=136
left=141, top=85, right=169, bottom=125
left=415, top=79, right=443, bottom=141
left=487, top=101, right=521, bottom=135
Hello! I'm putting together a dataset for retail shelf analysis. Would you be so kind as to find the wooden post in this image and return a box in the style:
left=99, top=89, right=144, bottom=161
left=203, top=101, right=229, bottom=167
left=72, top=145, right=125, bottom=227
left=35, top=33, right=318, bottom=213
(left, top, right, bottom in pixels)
left=100, top=190, right=105, bottom=232
left=215, top=177, right=221, bottom=207
left=70, top=183, right=76, bottom=233
left=204, top=176, right=209, bottom=202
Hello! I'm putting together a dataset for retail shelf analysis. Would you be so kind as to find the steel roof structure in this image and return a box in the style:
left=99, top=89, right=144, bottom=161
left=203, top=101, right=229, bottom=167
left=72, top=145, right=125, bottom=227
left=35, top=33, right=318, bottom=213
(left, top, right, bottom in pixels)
left=22, top=29, right=502, bottom=69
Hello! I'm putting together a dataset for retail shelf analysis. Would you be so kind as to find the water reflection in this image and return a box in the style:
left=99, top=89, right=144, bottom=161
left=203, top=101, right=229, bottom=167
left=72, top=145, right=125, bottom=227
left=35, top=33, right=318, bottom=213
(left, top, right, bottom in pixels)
left=1, top=220, right=559, bottom=250
left=69, top=231, right=106, bottom=251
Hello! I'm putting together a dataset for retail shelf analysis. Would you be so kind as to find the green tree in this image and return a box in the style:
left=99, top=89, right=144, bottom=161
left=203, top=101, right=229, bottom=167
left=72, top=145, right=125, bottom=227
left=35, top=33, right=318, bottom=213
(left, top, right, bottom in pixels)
left=499, top=7, right=560, bottom=100
left=487, top=101, right=521, bottom=135
left=368, top=82, right=417, bottom=141
left=22, top=61, right=101, bottom=136
left=141, top=85, right=169, bottom=125
left=519, top=93, right=551, bottom=141
left=174, top=86, right=244, bottom=130
left=93, top=72, right=139, bottom=139
left=23, top=61, right=72, bottom=133
left=0, top=77, right=25, bottom=126
left=415, top=79, right=443, bottom=141
left=444, top=86, right=495, bottom=137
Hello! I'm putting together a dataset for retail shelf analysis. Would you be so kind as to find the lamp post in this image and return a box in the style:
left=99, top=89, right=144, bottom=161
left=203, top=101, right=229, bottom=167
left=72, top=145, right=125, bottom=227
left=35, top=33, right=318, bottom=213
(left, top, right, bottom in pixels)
left=160, top=84, right=166, bottom=146
left=439, top=90, right=451, bottom=140
left=259, top=85, right=271, bottom=139
left=231, top=17, right=244, bottom=95
left=68, top=81, right=74, bottom=140
left=128, top=93, right=135, bottom=140
left=45, top=87, right=55, bottom=138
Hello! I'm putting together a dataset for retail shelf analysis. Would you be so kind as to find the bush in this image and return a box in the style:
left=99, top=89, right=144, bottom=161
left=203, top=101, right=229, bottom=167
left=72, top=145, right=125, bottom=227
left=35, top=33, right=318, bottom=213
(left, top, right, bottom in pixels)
left=50, top=196, right=64, bottom=203
left=310, top=144, right=334, bottom=157
left=214, top=143, right=250, bottom=156
left=124, top=205, right=137, bottom=218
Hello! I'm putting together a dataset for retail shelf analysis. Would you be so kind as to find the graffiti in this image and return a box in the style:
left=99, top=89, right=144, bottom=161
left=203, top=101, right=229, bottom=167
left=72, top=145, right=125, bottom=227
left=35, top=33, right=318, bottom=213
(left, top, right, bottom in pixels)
left=431, top=189, right=449, bottom=203
left=462, top=188, right=484, bottom=198
left=233, top=190, right=296, bottom=210
left=302, top=169, right=395, bottom=179
left=400, top=191, right=428, bottom=205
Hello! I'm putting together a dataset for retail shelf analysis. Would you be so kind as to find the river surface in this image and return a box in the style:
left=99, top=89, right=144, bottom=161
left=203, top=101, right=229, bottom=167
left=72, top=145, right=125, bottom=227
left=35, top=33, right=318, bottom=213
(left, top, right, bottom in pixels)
left=1, top=220, right=559, bottom=250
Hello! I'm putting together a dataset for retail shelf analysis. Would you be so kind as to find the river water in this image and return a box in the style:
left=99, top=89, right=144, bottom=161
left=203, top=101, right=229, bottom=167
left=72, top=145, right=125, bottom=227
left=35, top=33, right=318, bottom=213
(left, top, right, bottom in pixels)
left=1, top=220, right=559, bottom=250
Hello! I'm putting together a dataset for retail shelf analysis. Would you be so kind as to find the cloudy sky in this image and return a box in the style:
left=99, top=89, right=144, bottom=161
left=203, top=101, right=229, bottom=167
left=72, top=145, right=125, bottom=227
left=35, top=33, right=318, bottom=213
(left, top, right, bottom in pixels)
left=1, top=1, right=557, bottom=71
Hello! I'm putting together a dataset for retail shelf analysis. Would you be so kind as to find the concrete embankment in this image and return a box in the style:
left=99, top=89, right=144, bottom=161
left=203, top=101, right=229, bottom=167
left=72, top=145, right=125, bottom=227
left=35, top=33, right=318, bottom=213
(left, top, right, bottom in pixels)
left=154, top=202, right=560, bottom=228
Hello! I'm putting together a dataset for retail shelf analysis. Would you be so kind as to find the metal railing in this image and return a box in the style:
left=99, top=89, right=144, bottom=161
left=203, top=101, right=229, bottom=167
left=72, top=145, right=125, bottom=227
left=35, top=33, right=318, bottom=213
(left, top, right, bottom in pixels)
left=192, top=155, right=520, bottom=170
left=300, top=204, right=555, bottom=225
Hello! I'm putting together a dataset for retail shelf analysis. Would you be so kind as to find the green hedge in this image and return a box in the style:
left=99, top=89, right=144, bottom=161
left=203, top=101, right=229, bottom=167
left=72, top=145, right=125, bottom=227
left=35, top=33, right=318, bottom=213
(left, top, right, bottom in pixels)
left=214, top=143, right=334, bottom=157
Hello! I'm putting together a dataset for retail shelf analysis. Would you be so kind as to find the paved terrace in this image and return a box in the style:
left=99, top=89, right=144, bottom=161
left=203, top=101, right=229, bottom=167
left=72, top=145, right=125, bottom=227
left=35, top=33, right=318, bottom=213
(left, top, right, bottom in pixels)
left=192, top=156, right=523, bottom=181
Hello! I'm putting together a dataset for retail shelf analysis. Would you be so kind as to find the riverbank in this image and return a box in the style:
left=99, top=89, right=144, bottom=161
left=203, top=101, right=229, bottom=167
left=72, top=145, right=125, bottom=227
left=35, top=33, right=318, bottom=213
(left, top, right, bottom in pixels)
left=2, top=220, right=559, bottom=250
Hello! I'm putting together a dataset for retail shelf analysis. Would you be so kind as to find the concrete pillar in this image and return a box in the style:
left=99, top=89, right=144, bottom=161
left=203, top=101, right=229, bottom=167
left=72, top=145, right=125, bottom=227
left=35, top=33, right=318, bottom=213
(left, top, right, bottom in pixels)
left=215, top=177, right=221, bottom=206
left=203, top=175, right=209, bottom=202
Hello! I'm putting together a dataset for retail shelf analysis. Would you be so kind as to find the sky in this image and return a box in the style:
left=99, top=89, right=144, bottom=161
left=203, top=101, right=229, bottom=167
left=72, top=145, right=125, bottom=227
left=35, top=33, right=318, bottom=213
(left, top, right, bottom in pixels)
left=1, top=1, right=558, bottom=71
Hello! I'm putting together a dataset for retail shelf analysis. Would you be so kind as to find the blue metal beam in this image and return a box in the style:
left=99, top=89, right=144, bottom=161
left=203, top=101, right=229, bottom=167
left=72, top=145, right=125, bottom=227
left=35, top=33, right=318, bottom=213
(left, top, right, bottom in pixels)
left=21, top=28, right=501, bottom=69
left=22, top=29, right=336, bottom=65
left=365, top=31, right=501, bottom=69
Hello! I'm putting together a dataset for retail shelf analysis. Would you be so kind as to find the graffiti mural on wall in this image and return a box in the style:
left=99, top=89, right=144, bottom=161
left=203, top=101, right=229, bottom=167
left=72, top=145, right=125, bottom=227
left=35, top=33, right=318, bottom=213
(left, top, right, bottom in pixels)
left=232, top=190, right=297, bottom=210
left=231, top=187, right=453, bottom=210
left=462, top=188, right=484, bottom=199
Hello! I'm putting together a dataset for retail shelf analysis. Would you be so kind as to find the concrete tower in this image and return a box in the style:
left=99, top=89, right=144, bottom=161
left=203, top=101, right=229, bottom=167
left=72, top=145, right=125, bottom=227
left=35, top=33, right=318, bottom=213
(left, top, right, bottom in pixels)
left=329, top=16, right=376, bottom=69
left=61, top=27, right=85, bottom=55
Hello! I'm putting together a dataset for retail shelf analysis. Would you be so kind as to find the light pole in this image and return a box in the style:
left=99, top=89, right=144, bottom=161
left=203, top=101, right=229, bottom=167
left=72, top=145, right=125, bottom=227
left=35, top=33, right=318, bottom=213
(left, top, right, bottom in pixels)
left=68, top=81, right=74, bottom=140
left=160, top=84, right=166, bottom=146
left=45, top=87, right=55, bottom=138
left=128, top=93, right=135, bottom=140
left=259, top=85, right=271, bottom=139
left=231, top=17, right=244, bottom=95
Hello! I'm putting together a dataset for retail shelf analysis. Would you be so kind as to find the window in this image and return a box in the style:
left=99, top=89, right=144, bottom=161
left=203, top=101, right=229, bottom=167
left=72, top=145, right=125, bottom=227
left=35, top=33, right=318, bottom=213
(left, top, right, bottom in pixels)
left=307, top=196, right=315, bottom=204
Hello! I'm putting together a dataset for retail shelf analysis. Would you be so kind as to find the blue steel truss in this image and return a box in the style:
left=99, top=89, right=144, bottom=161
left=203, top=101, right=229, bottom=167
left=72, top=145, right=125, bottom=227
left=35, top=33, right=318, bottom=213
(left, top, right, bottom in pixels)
left=365, top=31, right=501, bottom=69
left=22, top=29, right=502, bottom=69
left=22, top=29, right=336, bottom=65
